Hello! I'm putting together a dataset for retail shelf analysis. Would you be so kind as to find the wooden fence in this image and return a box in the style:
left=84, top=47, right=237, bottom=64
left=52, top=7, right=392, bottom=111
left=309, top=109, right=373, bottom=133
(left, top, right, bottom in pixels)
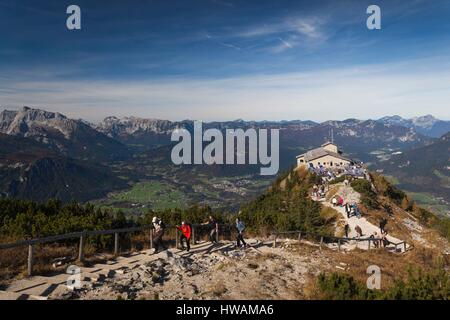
left=0, top=225, right=411, bottom=277
left=0, top=224, right=228, bottom=276
left=272, top=230, right=410, bottom=252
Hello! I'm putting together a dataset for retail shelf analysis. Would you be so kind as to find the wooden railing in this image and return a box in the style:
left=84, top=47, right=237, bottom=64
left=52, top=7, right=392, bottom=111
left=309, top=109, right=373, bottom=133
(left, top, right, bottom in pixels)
left=0, top=225, right=411, bottom=277
left=0, top=223, right=229, bottom=276
left=272, top=230, right=410, bottom=252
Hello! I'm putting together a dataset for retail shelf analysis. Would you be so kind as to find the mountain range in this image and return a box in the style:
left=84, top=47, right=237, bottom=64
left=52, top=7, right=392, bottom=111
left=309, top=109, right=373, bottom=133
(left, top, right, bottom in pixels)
left=0, top=106, right=448, bottom=214
left=0, top=107, right=129, bottom=162
left=377, top=115, right=450, bottom=138
left=381, top=132, right=450, bottom=202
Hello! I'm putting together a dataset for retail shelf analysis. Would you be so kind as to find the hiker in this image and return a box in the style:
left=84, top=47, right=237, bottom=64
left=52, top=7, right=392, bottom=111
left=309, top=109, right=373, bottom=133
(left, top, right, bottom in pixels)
left=345, top=203, right=351, bottom=218
left=349, top=204, right=355, bottom=217
left=235, top=218, right=247, bottom=248
left=202, top=215, right=219, bottom=243
left=332, top=197, right=338, bottom=206
left=344, top=224, right=350, bottom=238
left=337, top=196, right=344, bottom=207
left=381, top=233, right=390, bottom=248
left=176, top=221, right=192, bottom=252
left=152, top=216, right=166, bottom=254
left=353, top=203, right=361, bottom=218
left=356, top=207, right=361, bottom=219
left=355, top=225, right=363, bottom=238
left=372, top=232, right=379, bottom=248
left=379, top=218, right=387, bottom=234
left=313, top=185, right=318, bottom=198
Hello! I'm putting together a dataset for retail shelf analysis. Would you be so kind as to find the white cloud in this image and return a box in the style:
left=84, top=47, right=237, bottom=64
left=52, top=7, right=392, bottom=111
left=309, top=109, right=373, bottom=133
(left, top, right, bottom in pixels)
left=1, top=59, right=450, bottom=122
left=230, top=15, right=328, bottom=53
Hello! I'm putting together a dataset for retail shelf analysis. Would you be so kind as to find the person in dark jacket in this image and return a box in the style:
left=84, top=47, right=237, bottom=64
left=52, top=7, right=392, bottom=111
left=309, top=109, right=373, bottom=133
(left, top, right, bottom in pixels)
left=344, top=224, right=350, bottom=238
left=379, top=218, right=387, bottom=234
left=345, top=203, right=351, bottom=218
left=202, top=216, right=218, bottom=243
left=177, top=221, right=192, bottom=252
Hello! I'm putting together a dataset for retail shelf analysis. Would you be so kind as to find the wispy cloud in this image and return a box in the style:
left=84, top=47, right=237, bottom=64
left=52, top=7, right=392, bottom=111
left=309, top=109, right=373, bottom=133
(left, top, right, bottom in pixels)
left=228, top=14, right=328, bottom=53
left=2, top=58, right=449, bottom=122
left=270, top=37, right=293, bottom=53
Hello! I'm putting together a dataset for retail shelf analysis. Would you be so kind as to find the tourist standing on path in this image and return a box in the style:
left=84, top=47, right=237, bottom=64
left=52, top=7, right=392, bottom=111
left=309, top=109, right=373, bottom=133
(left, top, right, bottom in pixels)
left=176, top=221, right=192, bottom=252
left=381, top=232, right=390, bottom=248
left=372, top=232, right=379, bottom=248
left=355, top=225, right=363, bottom=238
left=332, top=197, right=338, bottom=206
left=152, top=216, right=166, bottom=254
left=202, top=216, right=219, bottom=243
left=344, top=224, right=350, bottom=238
left=379, top=218, right=387, bottom=234
left=235, top=218, right=247, bottom=248
left=345, top=203, right=351, bottom=218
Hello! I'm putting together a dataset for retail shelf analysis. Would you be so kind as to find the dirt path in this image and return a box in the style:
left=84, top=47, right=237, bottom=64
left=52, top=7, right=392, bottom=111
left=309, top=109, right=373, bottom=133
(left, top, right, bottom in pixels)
left=0, top=240, right=333, bottom=300
left=320, top=184, right=409, bottom=252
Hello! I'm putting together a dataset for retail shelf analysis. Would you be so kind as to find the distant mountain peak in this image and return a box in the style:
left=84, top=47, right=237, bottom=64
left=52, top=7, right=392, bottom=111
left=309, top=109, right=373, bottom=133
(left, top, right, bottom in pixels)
left=377, top=114, right=449, bottom=138
left=411, top=114, right=438, bottom=128
left=0, top=106, right=127, bottom=161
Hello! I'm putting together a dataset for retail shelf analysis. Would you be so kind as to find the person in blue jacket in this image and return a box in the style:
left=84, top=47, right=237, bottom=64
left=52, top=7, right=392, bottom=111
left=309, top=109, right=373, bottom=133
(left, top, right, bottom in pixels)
left=235, top=218, right=247, bottom=248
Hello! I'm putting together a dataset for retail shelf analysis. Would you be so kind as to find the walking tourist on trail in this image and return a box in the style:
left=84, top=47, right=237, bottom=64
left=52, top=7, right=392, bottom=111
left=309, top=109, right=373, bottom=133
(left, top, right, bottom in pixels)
left=344, top=224, right=350, bottom=238
left=337, top=196, right=344, bottom=206
left=352, top=203, right=361, bottom=218
left=345, top=203, right=351, bottom=218
left=332, top=197, right=338, bottom=206
left=382, top=232, right=391, bottom=248
left=202, top=215, right=219, bottom=243
left=355, top=225, right=363, bottom=238
left=372, top=232, right=379, bottom=248
left=176, top=221, right=192, bottom=252
left=152, top=217, right=166, bottom=254
left=379, top=218, right=388, bottom=234
left=235, top=218, right=247, bottom=248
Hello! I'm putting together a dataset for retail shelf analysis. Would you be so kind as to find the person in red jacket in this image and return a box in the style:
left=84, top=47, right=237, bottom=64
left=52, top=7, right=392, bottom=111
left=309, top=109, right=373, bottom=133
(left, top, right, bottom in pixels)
left=177, top=221, right=192, bottom=252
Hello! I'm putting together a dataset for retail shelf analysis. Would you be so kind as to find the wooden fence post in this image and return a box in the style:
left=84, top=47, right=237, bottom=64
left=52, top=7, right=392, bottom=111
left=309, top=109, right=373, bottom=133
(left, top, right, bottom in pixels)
left=273, top=235, right=277, bottom=248
left=403, top=242, right=407, bottom=253
left=216, top=227, right=219, bottom=243
left=175, top=228, right=179, bottom=249
left=78, top=233, right=85, bottom=262
left=27, top=244, right=34, bottom=277
left=368, top=239, right=371, bottom=250
left=192, top=226, right=196, bottom=245
left=320, top=236, right=323, bottom=249
left=338, top=239, right=341, bottom=251
left=114, top=233, right=119, bottom=257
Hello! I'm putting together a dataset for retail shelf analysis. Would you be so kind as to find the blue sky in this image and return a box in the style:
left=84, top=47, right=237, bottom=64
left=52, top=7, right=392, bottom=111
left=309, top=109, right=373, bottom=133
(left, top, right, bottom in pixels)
left=1, top=0, right=450, bottom=122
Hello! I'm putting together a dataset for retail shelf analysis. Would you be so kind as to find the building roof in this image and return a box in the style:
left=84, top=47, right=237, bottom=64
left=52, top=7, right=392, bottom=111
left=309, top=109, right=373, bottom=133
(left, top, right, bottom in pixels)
left=296, top=146, right=351, bottom=162
left=321, top=141, right=337, bottom=147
